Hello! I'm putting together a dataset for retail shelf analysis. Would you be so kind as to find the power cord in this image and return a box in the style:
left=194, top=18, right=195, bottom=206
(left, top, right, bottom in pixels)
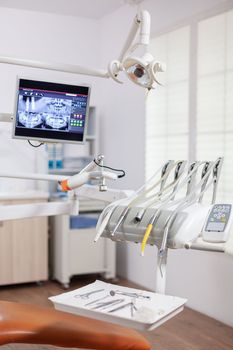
left=28, top=140, right=44, bottom=148
left=94, top=159, right=126, bottom=178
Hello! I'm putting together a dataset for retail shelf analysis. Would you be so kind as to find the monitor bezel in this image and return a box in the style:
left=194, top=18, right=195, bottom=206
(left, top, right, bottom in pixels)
left=12, top=77, right=91, bottom=144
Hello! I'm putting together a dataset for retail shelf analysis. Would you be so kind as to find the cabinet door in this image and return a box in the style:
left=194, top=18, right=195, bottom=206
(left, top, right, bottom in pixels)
left=69, top=228, right=105, bottom=275
left=0, top=199, right=48, bottom=285
left=11, top=216, right=48, bottom=283
left=0, top=219, right=14, bottom=285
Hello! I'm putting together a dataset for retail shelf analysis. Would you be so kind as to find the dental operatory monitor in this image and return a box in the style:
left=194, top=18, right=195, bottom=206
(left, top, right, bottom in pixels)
left=13, top=78, right=90, bottom=143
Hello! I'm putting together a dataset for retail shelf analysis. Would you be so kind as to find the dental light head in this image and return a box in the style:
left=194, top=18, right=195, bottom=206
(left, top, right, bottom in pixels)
left=122, top=53, right=166, bottom=89
left=108, top=11, right=166, bottom=90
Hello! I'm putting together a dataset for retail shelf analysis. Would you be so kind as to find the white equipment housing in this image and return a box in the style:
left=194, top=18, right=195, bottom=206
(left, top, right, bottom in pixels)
left=102, top=203, right=211, bottom=249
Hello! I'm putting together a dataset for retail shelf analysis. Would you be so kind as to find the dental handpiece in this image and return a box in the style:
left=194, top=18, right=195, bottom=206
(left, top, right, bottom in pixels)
left=140, top=161, right=187, bottom=255
left=111, top=161, right=175, bottom=236
left=212, top=157, right=223, bottom=204
left=186, top=161, right=199, bottom=196
left=199, top=161, right=212, bottom=203
left=170, top=161, right=187, bottom=200
left=139, top=161, right=187, bottom=209
left=159, top=159, right=220, bottom=260
left=141, top=161, right=207, bottom=256
left=135, top=160, right=178, bottom=223
left=94, top=163, right=167, bottom=242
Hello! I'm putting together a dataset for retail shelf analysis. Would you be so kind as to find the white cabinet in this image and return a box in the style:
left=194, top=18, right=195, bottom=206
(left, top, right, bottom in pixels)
left=0, top=198, right=48, bottom=286
left=49, top=106, right=115, bottom=288
left=50, top=205, right=116, bottom=288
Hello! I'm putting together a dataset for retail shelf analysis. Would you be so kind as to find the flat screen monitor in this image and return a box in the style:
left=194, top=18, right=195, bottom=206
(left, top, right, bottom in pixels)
left=13, top=78, right=91, bottom=143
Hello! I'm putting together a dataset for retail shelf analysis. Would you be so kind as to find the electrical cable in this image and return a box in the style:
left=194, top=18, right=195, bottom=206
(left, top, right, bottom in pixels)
left=93, top=159, right=125, bottom=178
left=28, top=140, right=44, bottom=148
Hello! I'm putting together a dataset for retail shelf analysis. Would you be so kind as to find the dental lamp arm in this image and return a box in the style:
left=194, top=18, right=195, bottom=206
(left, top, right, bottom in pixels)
left=118, top=10, right=151, bottom=62
left=0, top=55, right=109, bottom=78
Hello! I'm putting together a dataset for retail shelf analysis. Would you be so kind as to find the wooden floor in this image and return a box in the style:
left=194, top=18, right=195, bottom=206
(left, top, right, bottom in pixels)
left=0, top=275, right=232, bottom=350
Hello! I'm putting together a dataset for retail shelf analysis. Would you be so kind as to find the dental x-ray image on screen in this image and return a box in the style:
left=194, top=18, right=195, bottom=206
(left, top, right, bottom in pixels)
left=13, top=79, right=90, bottom=143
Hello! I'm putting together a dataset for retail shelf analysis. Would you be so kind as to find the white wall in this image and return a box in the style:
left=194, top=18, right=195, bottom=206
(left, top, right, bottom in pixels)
left=0, top=7, right=101, bottom=191
left=100, top=0, right=233, bottom=327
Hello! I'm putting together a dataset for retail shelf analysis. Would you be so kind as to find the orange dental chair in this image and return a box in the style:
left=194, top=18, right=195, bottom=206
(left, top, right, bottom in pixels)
left=0, top=301, right=151, bottom=349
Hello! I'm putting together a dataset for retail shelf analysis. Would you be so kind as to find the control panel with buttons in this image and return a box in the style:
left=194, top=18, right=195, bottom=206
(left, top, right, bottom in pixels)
left=202, top=204, right=232, bottom=242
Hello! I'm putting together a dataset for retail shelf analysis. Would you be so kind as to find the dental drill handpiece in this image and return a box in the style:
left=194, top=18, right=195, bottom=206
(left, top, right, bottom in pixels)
left=158, top=160, right=219, bottom=266
left=145, top=162, right=205, bottom=258
left=137, top=161, right=187, bottom=214
left=198, top=161, right=212, bottom=203
left=211, top=157, right=223, bottom=204
left=135, top=160, right=175, bottom=223
left=111, top=161, right=175, bottom=236
left=94, top=164, right=167, bottom=242
left=170, top=161, right=187, bottom=200
left=140, top=161, right=187, bottom=255
left=186, top=161, right=199, bottom=196
left=159, top=160, right=175, bottom=196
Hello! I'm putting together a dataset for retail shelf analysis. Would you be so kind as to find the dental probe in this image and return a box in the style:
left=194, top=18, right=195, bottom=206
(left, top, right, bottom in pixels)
left=158, top=158, right=221, bottom=267
left=140, top=161, right=206, bottom=255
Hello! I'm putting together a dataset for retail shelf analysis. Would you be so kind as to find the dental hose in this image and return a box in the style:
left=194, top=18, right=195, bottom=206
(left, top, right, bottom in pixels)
left=157, top=158, right=221, bottom=265
left=94, top=162, right=167, bottom=242
left=95, top=160, right=184, bottom=242
left=140, top=160, right=212, bottom=255
left=96, top=160, right=186, bottom=244
left=107, top=160, right=184, bottom=238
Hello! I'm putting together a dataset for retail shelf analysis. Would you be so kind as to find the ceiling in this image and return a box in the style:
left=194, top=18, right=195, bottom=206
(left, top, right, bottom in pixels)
left=0, top=0, right=129, bottom=19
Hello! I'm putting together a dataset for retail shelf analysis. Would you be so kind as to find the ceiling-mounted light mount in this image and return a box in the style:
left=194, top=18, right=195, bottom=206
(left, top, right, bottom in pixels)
left=0, top=8, right=165, bottom=91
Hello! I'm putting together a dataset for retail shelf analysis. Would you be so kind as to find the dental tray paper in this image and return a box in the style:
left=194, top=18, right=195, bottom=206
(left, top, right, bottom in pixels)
left=49, top=280, right=187, bottom=331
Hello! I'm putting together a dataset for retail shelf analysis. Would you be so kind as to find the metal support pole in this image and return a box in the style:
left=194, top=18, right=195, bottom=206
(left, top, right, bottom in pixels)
left=155, top=248, right=168, bottom=294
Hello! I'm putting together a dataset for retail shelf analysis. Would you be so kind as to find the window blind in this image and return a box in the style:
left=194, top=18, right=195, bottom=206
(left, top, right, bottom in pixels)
left=145, top=27, right=190, bottom=179
left=145, top=8, right=233, bottom=204
left=196, top=10, right=233, bottom=201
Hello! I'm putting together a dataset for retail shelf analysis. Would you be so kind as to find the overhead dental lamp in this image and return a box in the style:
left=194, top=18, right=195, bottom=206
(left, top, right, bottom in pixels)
left=0, top=9, right=165, bottom=90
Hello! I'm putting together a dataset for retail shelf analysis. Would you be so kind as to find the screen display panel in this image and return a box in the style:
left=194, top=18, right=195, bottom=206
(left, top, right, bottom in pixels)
left=13, top=78, right=90, bottom=143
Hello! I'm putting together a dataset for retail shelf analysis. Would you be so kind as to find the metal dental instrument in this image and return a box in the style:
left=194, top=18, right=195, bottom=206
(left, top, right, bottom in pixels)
left=158, top=160, right=175, bottom=196
left=108, top=301, right=137, bottom=314
left=111, top=161, right=175, bottom=236
left=212, top=157, right=223, bottom=204
left=199, top=161, right=212, bottom=203
left=140, top=161, right=187, bottom=255
left=74, top=288, right=104, bottom=300
left=135, top=160, right=175, bottom=222
left=84, top=295, right=109, bottom=306
left=136, top=160, right=187, bottom=213
left=141, top=161, right=207, bottom=256
left=186, top=161, right=199, bottom=196
left=170, top=161, right=187, bottom=200
left=111, top=206, right=130, bottom=236
left=92, top=298, right=124, bottom=310
left=158, top=159, right=220, bottom=272
left=109, top=290, right=151, bottom=300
